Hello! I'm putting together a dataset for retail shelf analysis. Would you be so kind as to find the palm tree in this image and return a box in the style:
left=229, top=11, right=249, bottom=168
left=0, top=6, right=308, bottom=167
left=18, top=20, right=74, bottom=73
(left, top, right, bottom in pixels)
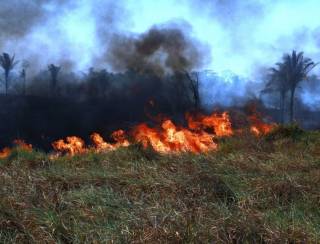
left=48, top=64, right=61, bottom=96
left=281, top=51, right=317, bottom=122
left=0, top=53, right=18, bottom=95
left=262, top=63, right=289, bottom=124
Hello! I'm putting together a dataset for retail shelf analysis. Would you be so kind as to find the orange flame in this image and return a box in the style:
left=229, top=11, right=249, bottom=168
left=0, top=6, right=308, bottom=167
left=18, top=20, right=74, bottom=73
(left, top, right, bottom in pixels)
left=52, top=136, right=86, bottom=156
left=249, top=114, right=276, bottom=136
left=186, top=112, right=233, bottom=137
left=0, top=110, right=277, bottom=158
left=0, top=139, right=32, bottom=159
left=91, top=130, right=130, bottom=152
left=13, top=139, right=33, bottom=151
left=132, top=119, right=217, bottom=153
left=132, top=111, right=233, bottom=154
left=0, top=147, right=11, bottom=159
left=91, top=133, right=113, bottom=151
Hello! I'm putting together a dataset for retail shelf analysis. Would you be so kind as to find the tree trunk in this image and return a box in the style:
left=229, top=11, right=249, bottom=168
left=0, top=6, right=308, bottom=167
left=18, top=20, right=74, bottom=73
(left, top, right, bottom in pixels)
left=23, top=76, right=26, bottom=96
left=193, top=88, right=200, bottom=111
left=280, top=92, right=284, bottom=124
left=5, top=71, right=8, bottom=96
left=51, top=77, right=57, bottom=97
left=289, top=87, right=295, bottom=123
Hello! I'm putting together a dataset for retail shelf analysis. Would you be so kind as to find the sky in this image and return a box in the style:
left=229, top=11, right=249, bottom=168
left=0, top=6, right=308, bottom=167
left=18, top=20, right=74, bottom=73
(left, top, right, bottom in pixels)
left=0, top=0, right=320, bottom=78
left=126, top=0, right=320, bottom=77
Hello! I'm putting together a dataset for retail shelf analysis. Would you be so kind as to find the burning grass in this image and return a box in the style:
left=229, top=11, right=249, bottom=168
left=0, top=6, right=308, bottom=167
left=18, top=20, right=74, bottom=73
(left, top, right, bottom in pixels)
left=0, top=127, right=319, bottom=242
left=0, top=110, right=274, bottom=158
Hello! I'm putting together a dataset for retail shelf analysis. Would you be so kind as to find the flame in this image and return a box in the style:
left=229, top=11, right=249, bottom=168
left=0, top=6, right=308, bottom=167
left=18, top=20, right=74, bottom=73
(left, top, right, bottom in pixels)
left=0, top=110, right=277, bottom=158
left=91, top=133, right=114, bottom=151
left=0, top=139, right=32, bottom=159
left=53, top=112, right=230, bottom=155
left=132, top=111, right=233, bottom=154
left=132, top=119, right=217, bottom=153
left=132, top=112, right=234, bottom=153
left=111, top=130, right=130, bottom=147
left=52, top=136, right=86, bottom=156
left=249, top=114, right=276, bottom=136
left=91, top=130, right=129, bottom=152
left=13, top=139, right=33, bottom=151
left=186, top=112, right=233, bottom=137
left=0, top=147, right=11, bottom=159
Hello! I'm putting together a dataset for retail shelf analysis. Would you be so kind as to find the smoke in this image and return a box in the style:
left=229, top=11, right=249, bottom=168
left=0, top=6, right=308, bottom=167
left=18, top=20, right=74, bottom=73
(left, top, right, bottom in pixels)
left=199, top=71, right=261, bottom=108
left=106, top=22, right=208, bottom=75
left=0, top=0, right=46, bottom=38
left=182, top=0, right=320, bottom=76
left=1, top=0, right=319, bottom=75
left=0, top=0, right=127, bottom=73
left=0, top=0, right=319, bottom=108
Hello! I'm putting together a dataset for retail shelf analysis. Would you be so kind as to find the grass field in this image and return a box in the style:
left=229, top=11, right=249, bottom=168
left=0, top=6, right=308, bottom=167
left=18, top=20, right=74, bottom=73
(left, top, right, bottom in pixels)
left=0, top=125, right=320, bottom=243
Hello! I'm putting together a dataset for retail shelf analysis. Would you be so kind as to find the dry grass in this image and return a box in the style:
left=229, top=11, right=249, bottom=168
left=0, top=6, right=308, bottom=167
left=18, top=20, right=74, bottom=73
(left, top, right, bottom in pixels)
left=0, top=127, right=320, bottom=243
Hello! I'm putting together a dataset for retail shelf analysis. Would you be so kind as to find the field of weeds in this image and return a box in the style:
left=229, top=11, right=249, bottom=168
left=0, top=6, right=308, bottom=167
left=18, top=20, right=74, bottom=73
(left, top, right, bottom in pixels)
left=0, top=126, right=320, bottom=243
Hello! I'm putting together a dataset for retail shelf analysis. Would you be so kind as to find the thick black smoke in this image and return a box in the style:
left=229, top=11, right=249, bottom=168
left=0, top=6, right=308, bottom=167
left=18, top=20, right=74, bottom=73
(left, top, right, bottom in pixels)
left=106, top=23, right=208, bottom=75
left=0, top=1, right=45, bottom=39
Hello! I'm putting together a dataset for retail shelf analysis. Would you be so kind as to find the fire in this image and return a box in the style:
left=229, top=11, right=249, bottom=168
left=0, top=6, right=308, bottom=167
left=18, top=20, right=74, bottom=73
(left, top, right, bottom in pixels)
left=186, top=112, right=233, bottom=137
left=51, top=130, right=130, bottom=156
left=111, top=130, right=130, bottom=147
left=91, top=130, right=130, bottom=152
left=91, top=133, right=113, bottom=151
left=13, top=139, right=32, bottom=151
left=0, top=147, right=11, bottom=159
left=0, top=139, right=32, bottom=159
left=132, top=112, right=232, bottom=153
left=0, top=110, right=277, bottom=158
left=249, top=114, right=276, bottom=136
left=52, top=112, right=230, bottom=155
left=132, top=120, right=218, bottom=153
left=52, top=136, right=86, bottom=156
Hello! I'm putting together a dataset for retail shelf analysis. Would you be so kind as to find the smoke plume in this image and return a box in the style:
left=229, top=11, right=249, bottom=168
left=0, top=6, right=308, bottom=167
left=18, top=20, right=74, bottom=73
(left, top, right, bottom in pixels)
left=106, top=23, right=208, bottom=75
left=0, top=0, right=319, bottom=109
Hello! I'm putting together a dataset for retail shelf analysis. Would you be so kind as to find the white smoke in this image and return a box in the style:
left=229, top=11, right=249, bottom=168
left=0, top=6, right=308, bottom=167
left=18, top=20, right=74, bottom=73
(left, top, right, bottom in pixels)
left=0, top=0, right=320, bottom=108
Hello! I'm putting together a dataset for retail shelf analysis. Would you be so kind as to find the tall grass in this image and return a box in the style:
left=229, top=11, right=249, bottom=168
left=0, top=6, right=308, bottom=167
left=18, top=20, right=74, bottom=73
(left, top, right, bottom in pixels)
left=0, top=127, right=319, bottom=243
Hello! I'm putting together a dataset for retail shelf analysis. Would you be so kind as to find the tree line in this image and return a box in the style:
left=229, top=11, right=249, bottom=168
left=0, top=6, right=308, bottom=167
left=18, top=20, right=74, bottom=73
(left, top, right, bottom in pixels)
left=0, top=52, right=202, bottom=118
left=0, top=53, right=63, bottom=97
left=0, top=50, right=318, bottom=124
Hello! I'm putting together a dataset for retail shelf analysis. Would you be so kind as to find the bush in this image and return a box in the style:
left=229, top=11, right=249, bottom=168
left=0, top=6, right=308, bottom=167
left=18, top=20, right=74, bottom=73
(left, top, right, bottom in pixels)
left=265, top=123, right=305, bottom=141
